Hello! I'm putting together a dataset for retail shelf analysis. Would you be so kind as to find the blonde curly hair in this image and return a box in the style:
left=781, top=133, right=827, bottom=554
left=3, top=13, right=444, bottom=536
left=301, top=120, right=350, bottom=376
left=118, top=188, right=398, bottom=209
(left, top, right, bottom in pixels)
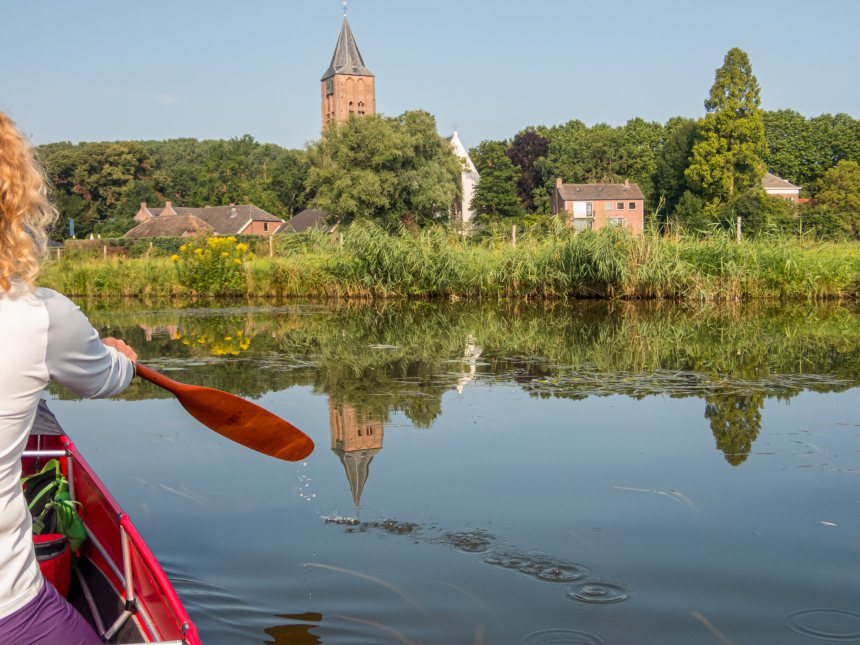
left=0, top=111, right=57, bottom=292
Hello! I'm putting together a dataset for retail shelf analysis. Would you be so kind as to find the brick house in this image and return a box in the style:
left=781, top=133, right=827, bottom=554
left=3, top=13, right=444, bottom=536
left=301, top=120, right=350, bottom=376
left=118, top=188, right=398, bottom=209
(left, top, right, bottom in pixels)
left=126, top=201, right=284, bottom=238
left=551, top=178, right=645, bottom=233
left=762, top=172, right=802, bottom=202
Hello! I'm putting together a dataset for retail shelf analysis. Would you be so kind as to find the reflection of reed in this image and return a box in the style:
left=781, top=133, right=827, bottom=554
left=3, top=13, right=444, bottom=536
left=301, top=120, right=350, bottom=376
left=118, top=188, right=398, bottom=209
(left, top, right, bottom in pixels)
left=74, top=300, right=860, bottom=468
left=329, top=401, right=383, bottom=505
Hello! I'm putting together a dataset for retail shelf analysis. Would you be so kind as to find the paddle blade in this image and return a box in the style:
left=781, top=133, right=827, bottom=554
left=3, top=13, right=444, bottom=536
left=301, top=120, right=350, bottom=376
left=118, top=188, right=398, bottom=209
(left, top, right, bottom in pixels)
left=176, top=385, right=315, bottom=461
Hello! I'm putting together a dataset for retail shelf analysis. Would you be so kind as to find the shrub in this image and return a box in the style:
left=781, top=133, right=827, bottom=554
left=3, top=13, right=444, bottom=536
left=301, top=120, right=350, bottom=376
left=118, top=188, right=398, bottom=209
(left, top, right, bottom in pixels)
left=172, top=237, right=253, bottom=295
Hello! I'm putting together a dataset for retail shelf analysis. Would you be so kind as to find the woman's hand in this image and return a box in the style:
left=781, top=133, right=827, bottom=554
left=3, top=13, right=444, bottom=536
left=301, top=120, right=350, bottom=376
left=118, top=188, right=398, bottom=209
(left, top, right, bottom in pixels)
left=102, top=337, right=138, bottom=365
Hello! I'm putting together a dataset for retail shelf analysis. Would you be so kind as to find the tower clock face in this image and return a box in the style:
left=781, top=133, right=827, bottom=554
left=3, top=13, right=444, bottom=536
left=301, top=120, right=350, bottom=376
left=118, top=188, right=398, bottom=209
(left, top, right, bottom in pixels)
left=326, top=78, right=334, bottom=96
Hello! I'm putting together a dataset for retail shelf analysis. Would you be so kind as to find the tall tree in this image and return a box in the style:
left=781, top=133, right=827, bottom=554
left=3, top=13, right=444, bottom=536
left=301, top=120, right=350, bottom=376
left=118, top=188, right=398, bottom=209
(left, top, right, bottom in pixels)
left=654, top=117, right=698, bottom=218
left=470, top=140, right=524, bottom=222
left=506, top=130, right=550, bottom=213
left=305, top=111, right=460, bottom=228
left=685, top=48, right=767, bottom=203
left=815, top=160, right=860, bottom=238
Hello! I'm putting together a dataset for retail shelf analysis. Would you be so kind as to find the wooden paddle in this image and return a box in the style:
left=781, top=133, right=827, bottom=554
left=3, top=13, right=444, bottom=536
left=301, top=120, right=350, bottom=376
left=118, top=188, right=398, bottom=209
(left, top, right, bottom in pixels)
left=135, top=364, right=314, bottom=462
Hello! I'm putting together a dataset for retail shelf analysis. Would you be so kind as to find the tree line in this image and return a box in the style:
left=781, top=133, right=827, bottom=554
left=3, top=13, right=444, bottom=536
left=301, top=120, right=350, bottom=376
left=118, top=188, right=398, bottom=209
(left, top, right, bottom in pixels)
left=38, top=48, right=860, bottom=240
left=471, top=48, right=860, bottom=238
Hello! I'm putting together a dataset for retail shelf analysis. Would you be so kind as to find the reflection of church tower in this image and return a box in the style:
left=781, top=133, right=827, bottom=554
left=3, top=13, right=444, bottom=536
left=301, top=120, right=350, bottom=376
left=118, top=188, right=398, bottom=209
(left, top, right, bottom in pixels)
left=329, top=401, right=384, bottom=505
left=321, top=16, right=376, bottom=131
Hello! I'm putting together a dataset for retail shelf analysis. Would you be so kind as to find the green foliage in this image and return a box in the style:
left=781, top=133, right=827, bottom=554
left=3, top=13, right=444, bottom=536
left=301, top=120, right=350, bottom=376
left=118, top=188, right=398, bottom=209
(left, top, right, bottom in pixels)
left=536, top=118, right=664, bottom=212
left=506, top=130, right=550, bottom=212
left=815, top=160, right=860, bottom=238
left=21, top=459, right=87, bottom=551
left=710, top=189, right=796, bottom=238
left=305, top=111, right=461, bottom=229
left=38, top=137, right=309, bottom=240
left=471, top=140, right=525, bottom=221
left=40, top=223, right=860, bottom=301
left=686, top=48, right=767, bottom=203
left=763, top=110, right=860, bottom=192
left=654, top=118, right=699, bottom=219
left=798, top=205, right=848, bottom=240
left=173, top=237, right=253, bottom=295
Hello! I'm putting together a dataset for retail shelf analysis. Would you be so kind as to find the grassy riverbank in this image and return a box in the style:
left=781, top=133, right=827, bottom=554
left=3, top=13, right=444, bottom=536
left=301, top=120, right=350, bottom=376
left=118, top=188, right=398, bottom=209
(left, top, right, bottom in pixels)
left=40, top=223, right=860, bottom=300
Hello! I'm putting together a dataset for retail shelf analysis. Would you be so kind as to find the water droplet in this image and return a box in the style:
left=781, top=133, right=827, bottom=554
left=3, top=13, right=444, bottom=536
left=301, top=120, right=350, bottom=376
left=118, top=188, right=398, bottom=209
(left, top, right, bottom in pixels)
left=520, top=627, right=605, bottom=644
left=536, top=563, right=590, bottom=582
left=565, top=580, right=631, bottom=604
left=785, top=608, right=860, bottom=641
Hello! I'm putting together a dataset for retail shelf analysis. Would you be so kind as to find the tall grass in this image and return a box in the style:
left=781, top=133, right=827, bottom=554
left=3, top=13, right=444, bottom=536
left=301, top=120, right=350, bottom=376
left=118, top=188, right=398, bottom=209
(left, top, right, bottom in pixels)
left=39, top=222, right=860, bottom=301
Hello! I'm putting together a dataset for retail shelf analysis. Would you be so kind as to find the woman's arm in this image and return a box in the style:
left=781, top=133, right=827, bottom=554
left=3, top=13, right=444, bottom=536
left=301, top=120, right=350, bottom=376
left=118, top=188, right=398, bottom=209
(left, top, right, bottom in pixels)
left=42, top=291, right=136, bottom=398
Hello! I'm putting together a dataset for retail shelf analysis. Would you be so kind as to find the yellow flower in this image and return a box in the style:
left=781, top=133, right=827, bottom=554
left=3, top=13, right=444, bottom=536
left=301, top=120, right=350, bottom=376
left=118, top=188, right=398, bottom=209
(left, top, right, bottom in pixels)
left=221, top=251, right=229, bottom=257
left=233, top=258, right=241, bottom=265
left=194, top=248, right=204, bottom=256
left=236, top=243, right=248, bottom=253
left=170, top=254, right=180, bottom=262
left=179, top=245, right=187, bottom=252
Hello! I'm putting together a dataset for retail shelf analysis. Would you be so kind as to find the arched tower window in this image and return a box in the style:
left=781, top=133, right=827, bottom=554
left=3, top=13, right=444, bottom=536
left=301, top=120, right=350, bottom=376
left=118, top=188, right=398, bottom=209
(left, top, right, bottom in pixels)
left=348, top=101, right=354, bottom=114
left=358, top=101, right=365, bottom=115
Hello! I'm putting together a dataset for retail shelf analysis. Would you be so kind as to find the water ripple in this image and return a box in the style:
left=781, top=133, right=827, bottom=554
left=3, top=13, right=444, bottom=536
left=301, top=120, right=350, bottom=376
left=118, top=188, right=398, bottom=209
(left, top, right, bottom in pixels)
left=565, top=580, right=631, bottom=604
left=484, top=551, right=590, bottom=583
left=520, top=627, right=605, bottom=644
left=785, top=608, right=860, bottom=642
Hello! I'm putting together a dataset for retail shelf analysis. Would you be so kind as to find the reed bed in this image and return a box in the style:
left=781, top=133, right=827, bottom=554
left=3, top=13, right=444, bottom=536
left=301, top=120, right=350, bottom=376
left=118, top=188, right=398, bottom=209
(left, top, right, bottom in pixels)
left=40, top=222, right=860, bottom=301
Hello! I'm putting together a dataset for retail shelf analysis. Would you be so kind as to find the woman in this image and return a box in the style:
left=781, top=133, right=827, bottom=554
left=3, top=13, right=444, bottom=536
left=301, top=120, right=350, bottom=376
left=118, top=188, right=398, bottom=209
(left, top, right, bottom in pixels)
left=0, top=111, right=137, bottom=644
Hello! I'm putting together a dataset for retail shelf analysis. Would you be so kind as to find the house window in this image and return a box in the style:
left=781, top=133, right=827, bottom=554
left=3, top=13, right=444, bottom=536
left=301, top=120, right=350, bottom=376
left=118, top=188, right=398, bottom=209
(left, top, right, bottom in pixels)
left=586, top=202, right=593, bottom=216
left=263, top=222, right=270, bottom=232
left=617, top=202, right=625, bottom=210
left=609, top=217, right=625, bottom=227
left=572, top=218, right=593, bottom=232
left=605, top=202, right=613, bottom=211
left=629, top=202, right=636, bottom=210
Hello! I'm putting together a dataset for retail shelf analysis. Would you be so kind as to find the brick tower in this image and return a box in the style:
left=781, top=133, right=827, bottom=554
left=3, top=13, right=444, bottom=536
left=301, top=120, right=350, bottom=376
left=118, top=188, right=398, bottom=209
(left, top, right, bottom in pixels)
left=321, top=16, right=375, bottom=131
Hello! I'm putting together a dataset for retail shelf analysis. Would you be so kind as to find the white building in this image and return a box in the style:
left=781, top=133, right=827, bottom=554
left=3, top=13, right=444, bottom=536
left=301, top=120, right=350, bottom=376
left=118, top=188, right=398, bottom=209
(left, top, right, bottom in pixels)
left=448, top=131, right=479, bottom=228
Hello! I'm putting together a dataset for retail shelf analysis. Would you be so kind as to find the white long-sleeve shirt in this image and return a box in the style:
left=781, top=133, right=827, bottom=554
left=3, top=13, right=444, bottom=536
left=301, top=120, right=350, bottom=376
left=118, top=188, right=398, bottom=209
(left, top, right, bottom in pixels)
left=0, top=286, right=134, bottom=618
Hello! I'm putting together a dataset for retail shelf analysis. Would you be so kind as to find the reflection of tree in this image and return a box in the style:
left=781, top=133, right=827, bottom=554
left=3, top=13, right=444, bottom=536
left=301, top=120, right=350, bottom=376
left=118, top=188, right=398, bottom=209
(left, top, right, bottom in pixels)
left=704, top=394, right=764, bottom=466
left=59, top=298, right=860, bottom=472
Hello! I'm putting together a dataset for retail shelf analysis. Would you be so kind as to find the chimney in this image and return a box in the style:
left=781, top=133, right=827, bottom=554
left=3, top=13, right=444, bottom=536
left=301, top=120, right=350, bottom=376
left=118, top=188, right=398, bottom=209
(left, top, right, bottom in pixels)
left=556, top=177, right=562, bottom=189
left=141, top=201, right=147, bottom=209
left=165, top=200, right=172, bottom=208
left=624, top=178, right=630, bottom=189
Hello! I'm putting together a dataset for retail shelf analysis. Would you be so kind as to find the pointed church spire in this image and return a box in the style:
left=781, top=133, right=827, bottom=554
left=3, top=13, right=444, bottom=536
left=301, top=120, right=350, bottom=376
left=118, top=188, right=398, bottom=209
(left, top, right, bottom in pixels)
left=321, top=17, right=374, bottom=81
left=333, top=448, right=381, bottom=506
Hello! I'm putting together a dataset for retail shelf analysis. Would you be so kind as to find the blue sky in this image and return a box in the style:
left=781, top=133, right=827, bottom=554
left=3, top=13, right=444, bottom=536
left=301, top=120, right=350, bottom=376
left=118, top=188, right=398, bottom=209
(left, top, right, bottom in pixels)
left=3, top=0, right=859, bottom=152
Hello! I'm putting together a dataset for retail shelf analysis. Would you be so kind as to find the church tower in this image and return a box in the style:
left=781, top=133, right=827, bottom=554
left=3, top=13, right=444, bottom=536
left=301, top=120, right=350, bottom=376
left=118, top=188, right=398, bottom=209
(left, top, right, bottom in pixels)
left=321, top=16, right=376, bottom=131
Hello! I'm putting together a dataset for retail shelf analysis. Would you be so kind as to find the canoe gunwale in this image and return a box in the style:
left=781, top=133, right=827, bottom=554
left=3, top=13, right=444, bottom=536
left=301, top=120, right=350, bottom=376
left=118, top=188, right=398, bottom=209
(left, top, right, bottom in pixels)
left=24, top=403, right=201, bottom=644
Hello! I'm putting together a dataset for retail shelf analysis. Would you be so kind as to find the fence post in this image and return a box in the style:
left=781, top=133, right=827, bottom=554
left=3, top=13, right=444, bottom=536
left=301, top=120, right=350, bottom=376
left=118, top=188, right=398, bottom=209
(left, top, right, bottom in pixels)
left=103, top=245, right=107, bottom=259
left=269, top=235, right=274, bottom=258
left=736, top=216, right=742, bottom=243
left=512, top=224, right=517, bottom=247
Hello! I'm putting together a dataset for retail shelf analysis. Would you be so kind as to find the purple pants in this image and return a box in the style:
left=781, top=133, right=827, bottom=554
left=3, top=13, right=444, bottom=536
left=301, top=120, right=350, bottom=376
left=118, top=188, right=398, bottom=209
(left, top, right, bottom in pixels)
left=0, top=580, right=101, bottom=645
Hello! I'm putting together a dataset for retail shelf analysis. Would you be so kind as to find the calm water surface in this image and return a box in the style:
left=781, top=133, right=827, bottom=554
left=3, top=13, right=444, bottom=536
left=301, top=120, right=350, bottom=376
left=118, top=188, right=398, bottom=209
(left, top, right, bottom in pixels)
left=47, top=300, right=860, bottom=644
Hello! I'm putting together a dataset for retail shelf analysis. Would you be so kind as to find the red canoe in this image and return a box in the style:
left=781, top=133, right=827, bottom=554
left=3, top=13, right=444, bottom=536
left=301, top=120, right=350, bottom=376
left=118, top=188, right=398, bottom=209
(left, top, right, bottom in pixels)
left=23, top=401, right=202, bottom=644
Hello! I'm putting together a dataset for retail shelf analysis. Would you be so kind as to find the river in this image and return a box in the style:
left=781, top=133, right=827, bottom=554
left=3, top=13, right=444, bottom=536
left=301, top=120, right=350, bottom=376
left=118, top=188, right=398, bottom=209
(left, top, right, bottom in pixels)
left=47, top=299, right=860, bottom=644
